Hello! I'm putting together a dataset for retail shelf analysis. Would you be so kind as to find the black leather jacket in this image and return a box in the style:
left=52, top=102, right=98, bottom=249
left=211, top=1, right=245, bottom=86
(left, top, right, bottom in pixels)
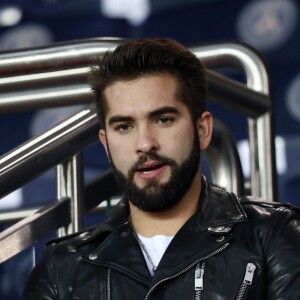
left=23, top=180, right=300, bottom=299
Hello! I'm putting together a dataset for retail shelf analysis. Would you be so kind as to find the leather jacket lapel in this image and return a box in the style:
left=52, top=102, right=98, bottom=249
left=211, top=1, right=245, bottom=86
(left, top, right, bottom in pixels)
left=84, top=221, right=152, bottom=284
left=197, top=177, right=247, bottom=229
left=151, top=215, right=233, bottom=282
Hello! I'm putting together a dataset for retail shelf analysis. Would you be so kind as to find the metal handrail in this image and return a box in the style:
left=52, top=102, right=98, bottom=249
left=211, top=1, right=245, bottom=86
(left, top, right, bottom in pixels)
left=0, top=106, right=98, bottom=199
left=0, top=197, right=71, bottom=263
left=0, top=167, right=122, bottom=263
left=0, top=40, right=270, bottom=118
left=206, top=118, right=244, bottom=195
left=191, top=43, right=276, bottom=201
left=0, top=70, right=269, bottom=116
left=0, top=38, right=123, bottom=75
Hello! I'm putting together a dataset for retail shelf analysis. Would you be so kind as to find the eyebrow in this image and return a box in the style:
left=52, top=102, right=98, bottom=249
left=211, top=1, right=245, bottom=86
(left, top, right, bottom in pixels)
left=148, top=106, right=179, bottom=118
left=108, top=106, right=179, bottom=126
left=108, top=115, right=133, bottom=126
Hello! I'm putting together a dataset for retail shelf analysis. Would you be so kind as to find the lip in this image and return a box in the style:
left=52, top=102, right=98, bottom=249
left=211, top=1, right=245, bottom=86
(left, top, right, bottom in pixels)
left=135, top=161, right=168, bottom=180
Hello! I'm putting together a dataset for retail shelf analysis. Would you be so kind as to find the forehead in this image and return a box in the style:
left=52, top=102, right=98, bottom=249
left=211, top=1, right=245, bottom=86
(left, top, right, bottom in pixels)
left=103, top=74, right=183, bottom=118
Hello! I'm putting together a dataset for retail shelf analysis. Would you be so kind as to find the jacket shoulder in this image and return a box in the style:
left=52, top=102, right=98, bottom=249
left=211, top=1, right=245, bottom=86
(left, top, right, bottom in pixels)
left=44, top=198, right=130, bottom=256
left=46, top=225, right=95, bottom=247
left=238, top=196, right=300, bottom=233
left=45, top=222, right=113, bottom=259
left=239, top=196, right=300, bottom=215
left=239, top=196, right=300, bottom=299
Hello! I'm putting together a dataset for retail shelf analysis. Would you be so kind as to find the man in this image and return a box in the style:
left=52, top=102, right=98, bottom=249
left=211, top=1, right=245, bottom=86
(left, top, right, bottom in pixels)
left=23, top=38, right=300, bottom=299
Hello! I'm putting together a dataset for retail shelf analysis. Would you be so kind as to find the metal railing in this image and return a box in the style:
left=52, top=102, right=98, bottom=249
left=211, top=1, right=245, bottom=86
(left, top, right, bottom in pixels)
left=0, top=39, right=275, bottom=263
left=191, top=43, right=275, bottom=203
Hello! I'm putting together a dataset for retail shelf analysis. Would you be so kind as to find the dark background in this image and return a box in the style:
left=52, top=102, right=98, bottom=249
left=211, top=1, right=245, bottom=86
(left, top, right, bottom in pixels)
left=0, top=0, right=299, bottom=298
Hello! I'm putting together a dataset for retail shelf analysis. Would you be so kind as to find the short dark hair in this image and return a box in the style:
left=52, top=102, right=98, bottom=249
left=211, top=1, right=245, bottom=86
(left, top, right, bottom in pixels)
left=89, top=38, right=207, bottom=128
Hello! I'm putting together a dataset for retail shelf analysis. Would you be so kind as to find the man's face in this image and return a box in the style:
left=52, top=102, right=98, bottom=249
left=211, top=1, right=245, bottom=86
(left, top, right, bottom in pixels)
left=99, top=74, right=210, bottom=212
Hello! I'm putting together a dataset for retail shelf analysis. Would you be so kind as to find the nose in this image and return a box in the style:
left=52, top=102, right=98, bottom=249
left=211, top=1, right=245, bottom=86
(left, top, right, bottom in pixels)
left=136, top=126, right=159, bottom=155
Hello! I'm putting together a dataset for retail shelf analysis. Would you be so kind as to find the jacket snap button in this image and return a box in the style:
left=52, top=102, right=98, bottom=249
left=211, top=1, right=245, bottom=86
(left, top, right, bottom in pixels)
left=89, top=253, right=98, bottom=260
left=80, top=233, right=90, bottom=240
left=207, top=226, right=231, bottom=233
left=216, top=236, right=225, bottom=242
left=120, top=231, right=129, bottom=238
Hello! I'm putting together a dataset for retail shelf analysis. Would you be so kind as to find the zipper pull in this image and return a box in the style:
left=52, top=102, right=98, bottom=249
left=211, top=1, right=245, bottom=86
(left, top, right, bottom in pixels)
left=243, top=263, right=256, bottom=284
left=195, top=262, right=205, bottom=290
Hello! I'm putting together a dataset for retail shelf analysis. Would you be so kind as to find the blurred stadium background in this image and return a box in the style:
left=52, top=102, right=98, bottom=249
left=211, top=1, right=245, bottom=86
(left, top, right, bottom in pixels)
left=0, top=0, right=299, bottom=298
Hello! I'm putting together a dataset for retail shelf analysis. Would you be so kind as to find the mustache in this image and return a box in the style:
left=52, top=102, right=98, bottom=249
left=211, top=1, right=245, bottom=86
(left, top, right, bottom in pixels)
left=127, top=153, right=176, bottom=180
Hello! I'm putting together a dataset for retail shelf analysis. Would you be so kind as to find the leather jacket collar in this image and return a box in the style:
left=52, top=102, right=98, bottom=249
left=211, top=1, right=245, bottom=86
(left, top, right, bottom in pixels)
left=196, top=177, right=247, bottom=230
left=86, top=176, right=247, bottom=241
left=80, top=177, right=247, bottom=283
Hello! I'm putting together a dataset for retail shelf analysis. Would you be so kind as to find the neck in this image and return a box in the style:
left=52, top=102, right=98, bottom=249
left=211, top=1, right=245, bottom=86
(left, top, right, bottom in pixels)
left=130, top=170, right=202, bottom=237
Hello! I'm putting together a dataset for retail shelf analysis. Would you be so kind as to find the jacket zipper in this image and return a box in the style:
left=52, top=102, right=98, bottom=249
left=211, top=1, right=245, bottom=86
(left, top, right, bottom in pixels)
left=107, top=268, right=111, bottom=300
left=144, top=242, right=229, bottom=300
left=195, top=261, right=205, bottom=300
left=235, top=263, right=256, bottom=300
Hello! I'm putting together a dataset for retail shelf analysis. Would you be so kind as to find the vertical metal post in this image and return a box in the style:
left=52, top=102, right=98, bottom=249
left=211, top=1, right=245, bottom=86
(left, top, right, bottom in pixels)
left=56, top=152, right=85, bottom=236
left=248, top=114, right=276, bottom=201
left=245, top=61, right=276, bottom=201
left=31, top=246, right=36, bottom=268
left=192, top=44, right=277, bottom=201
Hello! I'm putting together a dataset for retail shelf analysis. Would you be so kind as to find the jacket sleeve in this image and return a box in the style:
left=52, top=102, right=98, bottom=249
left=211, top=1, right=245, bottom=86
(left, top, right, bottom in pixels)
left=266, top=207, right=300, bottom=299
left=22, top=246, right=58, bottom=300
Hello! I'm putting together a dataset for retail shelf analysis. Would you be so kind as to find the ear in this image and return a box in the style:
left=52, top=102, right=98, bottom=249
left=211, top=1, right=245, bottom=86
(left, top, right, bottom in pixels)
left=196, top=111, right=213, bottom=151
left=99, top=129, right=109, bottom=157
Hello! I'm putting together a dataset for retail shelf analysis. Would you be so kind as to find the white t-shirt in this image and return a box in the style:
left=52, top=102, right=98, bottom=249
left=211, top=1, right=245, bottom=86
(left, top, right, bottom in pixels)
left=137, top=233, right=174, bottom=276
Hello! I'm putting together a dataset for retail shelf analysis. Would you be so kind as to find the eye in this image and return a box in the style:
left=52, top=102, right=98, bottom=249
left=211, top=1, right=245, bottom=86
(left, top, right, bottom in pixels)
left=114, top=124, right=132, bottom=133
left=158, top=116, right=174, bottom=125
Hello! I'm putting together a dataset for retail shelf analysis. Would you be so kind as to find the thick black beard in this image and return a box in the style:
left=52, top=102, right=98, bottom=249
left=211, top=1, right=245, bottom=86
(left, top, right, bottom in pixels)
left=108, top=132, right=200, bottom=212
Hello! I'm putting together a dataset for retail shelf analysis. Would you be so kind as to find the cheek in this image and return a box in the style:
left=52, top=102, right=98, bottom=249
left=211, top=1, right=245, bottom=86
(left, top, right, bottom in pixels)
left=165, top=130, right=194, bottom=162
left=107, top=140, right=134, bottom=172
